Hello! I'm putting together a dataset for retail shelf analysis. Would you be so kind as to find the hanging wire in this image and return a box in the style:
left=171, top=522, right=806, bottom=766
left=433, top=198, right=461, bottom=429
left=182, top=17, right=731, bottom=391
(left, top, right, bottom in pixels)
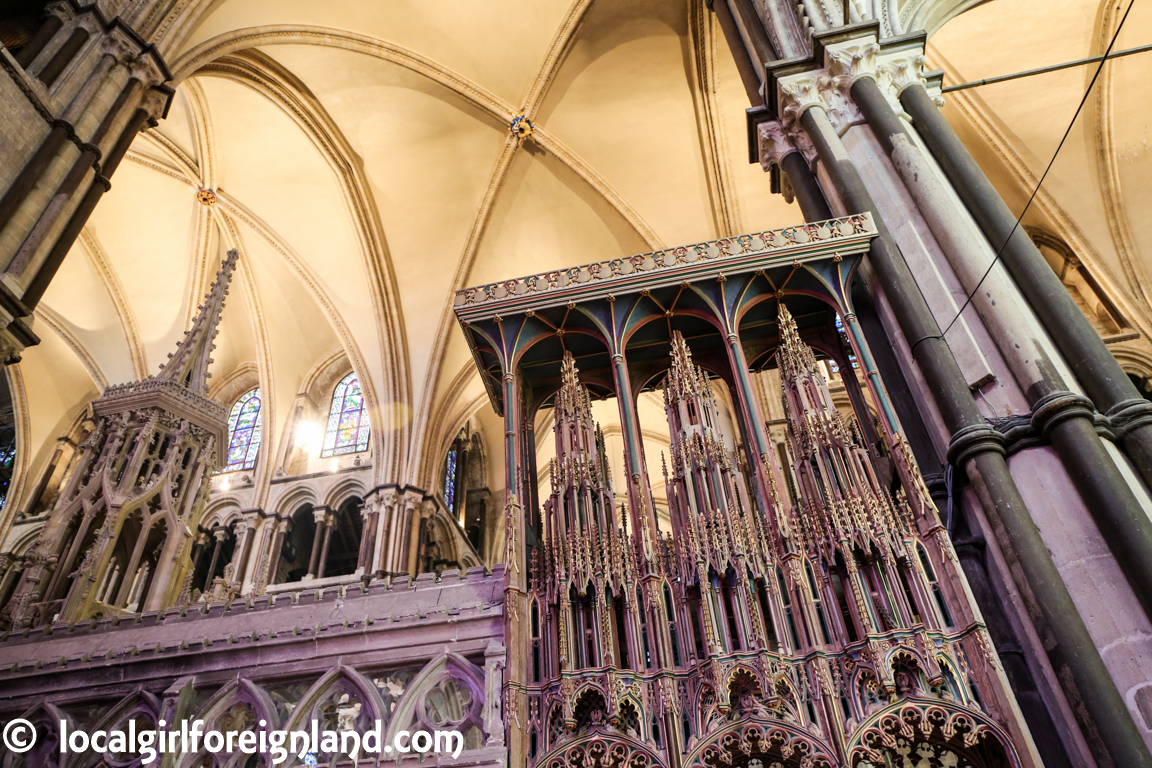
left=940, top=0, right=1136, bottom=338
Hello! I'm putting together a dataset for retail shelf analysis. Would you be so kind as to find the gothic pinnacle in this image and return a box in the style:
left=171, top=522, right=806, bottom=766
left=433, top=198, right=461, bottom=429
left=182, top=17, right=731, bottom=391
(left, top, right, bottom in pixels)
left=153, top=249, right=239, bottom=395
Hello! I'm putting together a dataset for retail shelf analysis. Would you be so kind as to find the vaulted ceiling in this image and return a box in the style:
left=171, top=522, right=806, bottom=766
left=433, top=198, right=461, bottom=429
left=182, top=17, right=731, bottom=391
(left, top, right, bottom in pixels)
left=12, top=0, right=1152, bottom=509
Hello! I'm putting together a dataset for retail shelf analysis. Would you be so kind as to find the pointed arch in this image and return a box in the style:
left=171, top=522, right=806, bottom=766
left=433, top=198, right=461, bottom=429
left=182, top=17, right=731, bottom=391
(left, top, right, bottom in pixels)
left=222, top=388, right=262, bottom=473
left=386, top=652, right=485, bottom=740
left=192, top=677, right=282, bottom=732
left=284, top=665, right=390, bottom=734
left=321, top=373, right=370, bottom=457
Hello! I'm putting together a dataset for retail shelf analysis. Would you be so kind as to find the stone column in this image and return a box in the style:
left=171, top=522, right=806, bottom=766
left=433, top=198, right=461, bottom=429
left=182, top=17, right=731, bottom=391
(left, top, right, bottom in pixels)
left=777, top=64, right=1150, bottom=767
left=41, top=506, right=96, bottom=602
left=316, top=512, right=336, bottom=579
left=0, top=9, right=171, bottom=362
left=899, top=77, right=1152, bottom=494
left=608, top=351, right=658, bottom=559
left=262, top=518, right=291, bottom=590
left=228, top=520, right=252, bottom=588
left=202, top=529, right=227, bottom=592
left=356, top=500, right=377, bottom=574
left=13, top=4, right=68, bottom=70
left=499, top=369, right=528, bottom=759
left=721, top=330, right=789, bottom=536
left=371, top=489, right=398, bottom=575
left=306, top=507, right=326, bottom=578
left=840, top=44, right=1152, bottom=615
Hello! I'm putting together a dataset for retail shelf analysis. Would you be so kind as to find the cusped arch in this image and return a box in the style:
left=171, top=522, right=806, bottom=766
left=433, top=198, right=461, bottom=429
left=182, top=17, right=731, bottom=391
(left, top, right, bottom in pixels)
left=846, top=698, right=1023, bottom=768
left=536, top=731, right=668, bottom=768
left=683, top=718, right=838, bottom=768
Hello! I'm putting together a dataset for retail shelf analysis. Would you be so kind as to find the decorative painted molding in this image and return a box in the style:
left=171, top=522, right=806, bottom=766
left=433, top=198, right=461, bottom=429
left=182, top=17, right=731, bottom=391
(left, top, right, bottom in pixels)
left=455, top=214, right=876, bottom=312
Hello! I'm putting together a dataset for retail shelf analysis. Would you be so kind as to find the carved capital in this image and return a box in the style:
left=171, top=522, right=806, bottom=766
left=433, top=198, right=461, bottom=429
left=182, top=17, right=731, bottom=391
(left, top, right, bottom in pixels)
left=826, top=39, right=882, bottom=89
left=881, top=53, right=930, bottom=97
left=777, top=72, right=832, bottom=128
left=757, top=120, right=798, bottom=171
left=46, top=1, right=75, bottom=22
left=138, top=88, right=170, bottom=121
left=100, top=30, right=137, bottom=64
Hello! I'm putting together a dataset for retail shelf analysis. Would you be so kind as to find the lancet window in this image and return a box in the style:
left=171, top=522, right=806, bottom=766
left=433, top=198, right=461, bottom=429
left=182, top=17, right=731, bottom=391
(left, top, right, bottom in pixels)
left=223, top=388, right=261, bottom=472
left=321, top=373, right=370, bottom=456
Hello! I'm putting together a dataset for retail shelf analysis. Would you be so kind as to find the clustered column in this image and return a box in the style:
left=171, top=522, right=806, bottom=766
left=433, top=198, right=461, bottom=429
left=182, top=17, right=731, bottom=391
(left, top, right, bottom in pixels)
left=0, top=4, right=171, bottom=361
left=757, top=41, right=1151, bottom=766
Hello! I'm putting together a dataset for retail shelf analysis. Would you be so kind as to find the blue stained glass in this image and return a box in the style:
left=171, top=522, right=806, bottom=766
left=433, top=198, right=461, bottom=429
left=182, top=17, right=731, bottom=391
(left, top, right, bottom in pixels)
left=321, top=373, right=370, bottom=457
left=222, top=388, right=261, bottom=472
left=444, top=448, right=458, bottom=513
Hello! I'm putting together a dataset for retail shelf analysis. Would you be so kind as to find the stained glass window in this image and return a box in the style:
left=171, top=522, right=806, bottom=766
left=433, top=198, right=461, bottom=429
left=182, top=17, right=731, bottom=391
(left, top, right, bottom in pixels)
left=444, top=448, right=458, bottom=513
left=0, top=424, right=15, bottom=509
left=223, top=389, right=262, bottom=472
left=321, top=373, right=370, bottom=457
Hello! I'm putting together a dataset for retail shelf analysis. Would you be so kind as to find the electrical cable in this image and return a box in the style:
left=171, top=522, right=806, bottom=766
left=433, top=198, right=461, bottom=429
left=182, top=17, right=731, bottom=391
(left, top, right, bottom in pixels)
left=940, top=0, right=1135, bottom=339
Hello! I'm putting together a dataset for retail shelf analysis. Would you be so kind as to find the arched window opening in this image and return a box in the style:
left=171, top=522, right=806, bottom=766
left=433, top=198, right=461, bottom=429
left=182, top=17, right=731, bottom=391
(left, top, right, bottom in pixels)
left=898, top=564, right=924, bottom=626
left=322, top=497, right=365, bottom=578
left=687, top=583, right=708, bottom=658
left=570, top=584, right=586, bottom=670
left=719, top=568, right=743, bottom=651
left=444, top=447, right=459, bottom=515
left=777, top=567, right=801, bottom=651
left=830, top=565, right=859, bottom=643
left=755, top=577, right=781, bottom=652
left=222, top=389, right=261, bottom=472
left=612, top=588, right=631, bottom=670
left=191, top=525, right=236, bottom=596
left=321, top=373, right=370, bottom=456
left=805, top=560, right=832, bottom=646
left=581, top=584, right=598, bottom=668
left=273, top=505, right=315, bottom=584
left=637, top=586, right=652, bottom=669
left=531, top=599, right=542, bottom=682
left=663, top=582, right=681, bottom=667
left=918, top=543, right=954, bottom=628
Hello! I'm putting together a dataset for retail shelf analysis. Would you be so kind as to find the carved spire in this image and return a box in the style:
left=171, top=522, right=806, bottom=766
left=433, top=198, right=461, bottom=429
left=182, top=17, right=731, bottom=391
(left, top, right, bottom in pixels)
left=555, top=350, right=593, bottom=422
left=154, top=249, right=237, bottom=394
left=776, top=303, right=819, bottom=380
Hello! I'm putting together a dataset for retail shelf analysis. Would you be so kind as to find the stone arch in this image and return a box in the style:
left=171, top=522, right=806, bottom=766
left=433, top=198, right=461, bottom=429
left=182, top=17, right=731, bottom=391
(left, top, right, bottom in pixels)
left=174, top=679, right=280, bottom=768
left=283, top=665, right=389, bottom=744
left=683, top=719, right=838, bottom=768
left=321, top=477, right=369, bottom=512
left=200, top=497, right=243, bottom=531
left=5, top=702, right=71, bottom=768
left=855, top=668, right=884, bottom=715
left=846, top=699, right=1022, bottom=768
left=64, top=692, right=161, bottom=768
left=571, top=686, right=609, bottom=732
left=387, top=652, right=485, bottom=747
left=271, top=486, right=320, bottom=521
